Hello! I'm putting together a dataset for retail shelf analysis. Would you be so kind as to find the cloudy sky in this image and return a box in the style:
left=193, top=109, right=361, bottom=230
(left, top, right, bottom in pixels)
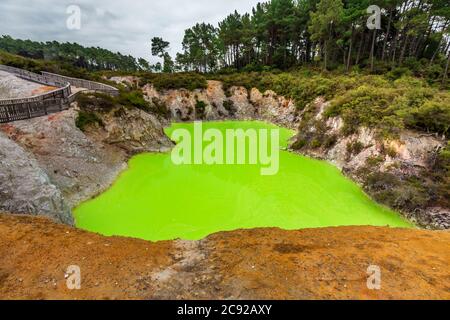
left=0, top=0, right=261, bottom=63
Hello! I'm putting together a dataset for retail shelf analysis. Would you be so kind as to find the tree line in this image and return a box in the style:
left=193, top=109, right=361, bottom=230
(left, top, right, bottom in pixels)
left=153, top=0, right=450, bottom=79
left=2, top=0, right=449, bottom=78
left=0, top=35, right=149, bottom=72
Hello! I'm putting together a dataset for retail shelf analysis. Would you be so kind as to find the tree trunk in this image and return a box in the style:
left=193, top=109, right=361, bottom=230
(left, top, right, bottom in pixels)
left=429, top=38, right=442, bottom=66
left=443, top=52, right=450, bottom=85
left=399, top=33, right=410, bottom=65
left=356, top=33, right=365, bottom=65
left=391, top=31, right=399, bottom=66
left=306, top=38, right=311, bottom=63
left=311, top=43, right=316, bottom=64
left=346, top=26, right=354, bottom=72
left=370, top=29, right=377, bottom=72
left=382, top=10, right=393, bottom=61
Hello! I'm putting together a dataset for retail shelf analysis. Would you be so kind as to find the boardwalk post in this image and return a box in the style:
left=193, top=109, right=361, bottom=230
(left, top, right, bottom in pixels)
left=6, top=106, right=11, bottom=122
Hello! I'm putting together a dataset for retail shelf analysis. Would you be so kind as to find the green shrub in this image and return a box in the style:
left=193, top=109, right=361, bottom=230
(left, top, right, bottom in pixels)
left=291, top=138, right=307, bottom=150
left=365, top=172, right=430, bottom=211
left=76, top=89, right=154, bottom=115
left=116, top=90, right=150, bottom=111
left=76, top=92, right=115, bottom=111
left=310, top=138, right=322, bottom=149
left=149, top=97, right=170, bottom=118
left=113, top=107, right=127, bottom=118
left=387, top=67, right=412, bottom=81
left=425, top=64, right=443, bottom=81
left=75, top=111, right=103, bottom=131
left=404, top=99, right=450, bottom=135
left=346, top=141, right=365, bottom=156
left=195, top=100, right=207, bottom=119
left=323, top=134, right=338, bottom=148
left=429, top=142, right=450, bottom=208
left=382, top=145, right=398, bottom=158
left=366, top=155, right=385, bottom=167
left=139, top=72, right=207, bottom=91
left=0, top=50, right=118, bottom=83
left=323, top=76, right=449, bottom=137
left=223, top=100, right=236, bottom=115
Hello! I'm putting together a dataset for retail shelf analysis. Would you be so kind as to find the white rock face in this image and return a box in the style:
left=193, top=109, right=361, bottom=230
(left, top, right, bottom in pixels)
left=1, top=106, right=173, bottom=208
left=0, top=132, right=73, bottom=225
left=250, top=89, right=299, bottom=128
left=203, top=80, right=229, bottom=119
left=98, top=106, right=174, bottom=154
left=391, top=133, right=442, bottom=167
left=1, top=109, right=125, bottom=208
left=108, top=76, right=140, bottom=88
left=143, top=81, right=231, bottom=121
left=294, top=97, right=448, bottom=229
left=230, top=86, right=255, bottom=119
left=143, top=80, right=300, bottom=128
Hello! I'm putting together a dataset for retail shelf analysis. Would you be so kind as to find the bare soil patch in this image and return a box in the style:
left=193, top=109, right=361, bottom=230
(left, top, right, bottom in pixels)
left=0, top=214, right=448, bottom=300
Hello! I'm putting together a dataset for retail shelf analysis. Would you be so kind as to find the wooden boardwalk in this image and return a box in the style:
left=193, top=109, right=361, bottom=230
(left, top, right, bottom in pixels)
left=0, top=65, right=119, bottom=123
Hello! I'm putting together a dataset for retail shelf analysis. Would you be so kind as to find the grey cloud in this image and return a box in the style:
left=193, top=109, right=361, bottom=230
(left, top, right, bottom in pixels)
left=0, top=0, right=261, bottom=62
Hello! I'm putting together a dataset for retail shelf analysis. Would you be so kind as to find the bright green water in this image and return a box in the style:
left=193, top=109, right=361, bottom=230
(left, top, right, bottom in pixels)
left=74, top=121, right=412, bottom=241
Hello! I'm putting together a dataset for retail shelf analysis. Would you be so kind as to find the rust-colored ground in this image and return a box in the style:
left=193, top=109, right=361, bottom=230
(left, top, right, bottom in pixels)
left=0, top=213, right=449, bottom=300
left=31, top=86, right=57, bottom=96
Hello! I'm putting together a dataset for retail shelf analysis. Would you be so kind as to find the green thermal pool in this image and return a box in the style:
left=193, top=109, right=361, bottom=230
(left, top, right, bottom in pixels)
left=74, top=121, right=412, bottom=241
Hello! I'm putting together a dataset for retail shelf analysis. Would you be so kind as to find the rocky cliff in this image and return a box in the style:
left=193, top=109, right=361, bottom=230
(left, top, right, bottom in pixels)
left=1, top=75, right=448, bottom=229
left=139, top=81, right=448, bottom=230
left=0, top=102, right=173, bottom=222
left=291, top=98, right=448, bottom=230
left=142, top=80, right=300, bottom=129
left=0, top=132, right=72, bottom=225
left=1, top=77, right=300, bottom=225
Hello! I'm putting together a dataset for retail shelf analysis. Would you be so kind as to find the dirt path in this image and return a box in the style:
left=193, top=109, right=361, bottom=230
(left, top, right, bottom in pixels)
left=0, top=214, right=449, bottom=300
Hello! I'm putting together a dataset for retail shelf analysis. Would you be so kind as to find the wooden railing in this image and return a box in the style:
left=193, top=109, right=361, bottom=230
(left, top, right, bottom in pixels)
left=0, top=99, right=69, bottom=123
left=41, top=71, right=119, bottom=96
left=0, top=65, right=70, bottom=88
left=0, top=65, right=119, bottom=123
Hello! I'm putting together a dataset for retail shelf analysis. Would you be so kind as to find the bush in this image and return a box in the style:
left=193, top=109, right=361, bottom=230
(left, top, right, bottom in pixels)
left=76, top=92, right=115, bottom=111
left=223, top=100, right=236, bottom=115
left=291, top=117, right=333, bottom=150
left=365, top=172, right=430, bottom=212
left=382, top=145, right=398, bottom=158
left=324, top=76, right=450, bottom=137
left=117, top=90, right=150, bottom=111
left=366, top=155, right=385, bottom=167
left=323, top=134, right=338, bottom=148
left=195, top=100, right=207, bottom=119
left=429, top=142, right=450, bottom=208
left=310, top=138, right=322, bottom=149
left=346, top=141, right=364, bottom=157
left=387, top=67, right=412, bottom=81
left=149, top=97, right=170, bottom=119
left=76, top=89, right=155, bottom=115
left=291, top=138, right=307, bottom=150
left=404, top=99, right=450, bottom=135
left=139, top=72, right=207, bottom=91
left=75, top=66, right=450, bottom=139
left=75, top=111, right=103, bottom=131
